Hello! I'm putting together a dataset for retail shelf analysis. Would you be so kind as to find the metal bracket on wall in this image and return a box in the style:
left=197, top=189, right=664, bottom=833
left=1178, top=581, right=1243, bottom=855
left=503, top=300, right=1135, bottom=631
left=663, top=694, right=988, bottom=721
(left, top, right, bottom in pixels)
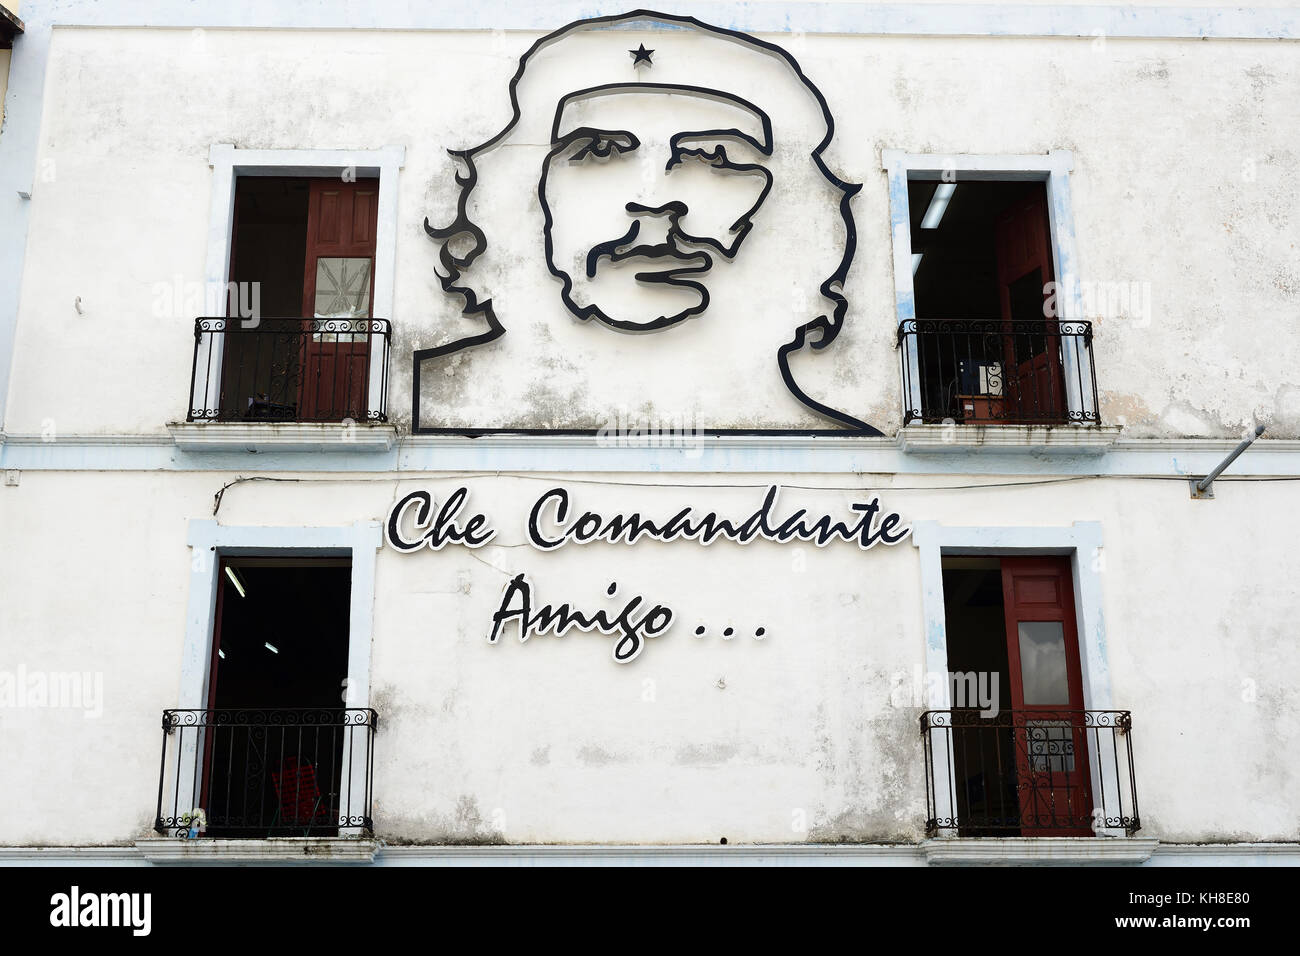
left=1189, top=425, right=1266, bottom=499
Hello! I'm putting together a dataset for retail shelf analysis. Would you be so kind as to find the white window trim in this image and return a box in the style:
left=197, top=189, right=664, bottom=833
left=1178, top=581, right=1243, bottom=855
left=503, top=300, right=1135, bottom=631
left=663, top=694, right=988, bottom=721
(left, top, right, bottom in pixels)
left=881, top=149, right=1097, bottom=427
left=175, top=519, right=383, bottom=836
left=194, top=144, right=405, bottom=424
left=910, top=521, right=1130, bottom=840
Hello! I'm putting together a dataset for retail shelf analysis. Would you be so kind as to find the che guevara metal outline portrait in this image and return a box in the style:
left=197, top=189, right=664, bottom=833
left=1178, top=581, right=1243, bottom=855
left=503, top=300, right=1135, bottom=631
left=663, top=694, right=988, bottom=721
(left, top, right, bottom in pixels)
left=416, top=9, right=883, bottom=436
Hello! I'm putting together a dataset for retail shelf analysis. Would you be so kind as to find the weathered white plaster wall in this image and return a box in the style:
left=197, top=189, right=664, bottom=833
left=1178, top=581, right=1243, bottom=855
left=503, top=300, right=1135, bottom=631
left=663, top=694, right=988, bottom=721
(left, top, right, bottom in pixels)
left=0, top=469, right=1294, bottom=845
left=3, top=25, right=1298, bottom=436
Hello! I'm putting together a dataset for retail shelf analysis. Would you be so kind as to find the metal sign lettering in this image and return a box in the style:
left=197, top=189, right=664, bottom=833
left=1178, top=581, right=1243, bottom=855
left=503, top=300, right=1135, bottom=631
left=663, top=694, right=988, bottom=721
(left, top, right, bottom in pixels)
left=386, top=485, right=909, bottom=663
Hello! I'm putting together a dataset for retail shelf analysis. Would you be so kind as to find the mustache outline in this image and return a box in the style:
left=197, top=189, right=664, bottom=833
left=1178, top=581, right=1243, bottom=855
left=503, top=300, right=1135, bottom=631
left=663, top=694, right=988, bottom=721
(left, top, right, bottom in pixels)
left=584, top=219, right=713, bottom=281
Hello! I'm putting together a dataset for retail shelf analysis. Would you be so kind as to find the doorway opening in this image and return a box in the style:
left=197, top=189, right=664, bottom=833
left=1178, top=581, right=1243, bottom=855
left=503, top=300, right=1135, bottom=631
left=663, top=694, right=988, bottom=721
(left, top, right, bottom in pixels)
left=219, top=175, right=379, bottom=422
left=941, top=554, right=1093, bottom=836
left=202, top=558, right=352, bottom=837
left=908, top=180, right=1068, bottom=424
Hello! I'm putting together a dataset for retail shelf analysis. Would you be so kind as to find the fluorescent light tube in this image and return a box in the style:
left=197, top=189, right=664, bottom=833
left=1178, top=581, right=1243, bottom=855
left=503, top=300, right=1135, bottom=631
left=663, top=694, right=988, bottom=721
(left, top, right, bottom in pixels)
left=224, top=565, right=247, bottom=598
left=920, top=182, right=956, bottom=230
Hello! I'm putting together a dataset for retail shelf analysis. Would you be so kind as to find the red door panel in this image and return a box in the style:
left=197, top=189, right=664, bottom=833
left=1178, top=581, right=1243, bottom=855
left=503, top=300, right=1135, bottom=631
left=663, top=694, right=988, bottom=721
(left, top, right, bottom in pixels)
left=1000, top=556, right=1093, bottom=836
left=299, top=179, right=378, bottom=422
left=994, top=191, right=1066, bottom=423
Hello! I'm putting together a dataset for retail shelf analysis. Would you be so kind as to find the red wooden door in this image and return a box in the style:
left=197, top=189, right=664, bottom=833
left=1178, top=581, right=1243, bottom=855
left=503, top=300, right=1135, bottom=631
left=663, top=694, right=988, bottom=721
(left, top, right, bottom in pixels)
left=994, top=191, right=1066, bottom=423
left=999, top=556, right=1093, bottom=835
left=300, top=179, right=379, bottom=421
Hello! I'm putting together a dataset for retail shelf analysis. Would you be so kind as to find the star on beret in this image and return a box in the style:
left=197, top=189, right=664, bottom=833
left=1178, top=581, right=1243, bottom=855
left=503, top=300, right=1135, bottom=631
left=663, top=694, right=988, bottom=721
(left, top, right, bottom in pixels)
left=629, top=43, right=654, bottom=66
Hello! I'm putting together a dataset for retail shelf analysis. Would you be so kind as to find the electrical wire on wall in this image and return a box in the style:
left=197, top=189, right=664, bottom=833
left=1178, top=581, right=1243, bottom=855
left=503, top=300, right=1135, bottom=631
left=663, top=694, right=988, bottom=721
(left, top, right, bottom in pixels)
left=209, top=471, right=1299, bottom=517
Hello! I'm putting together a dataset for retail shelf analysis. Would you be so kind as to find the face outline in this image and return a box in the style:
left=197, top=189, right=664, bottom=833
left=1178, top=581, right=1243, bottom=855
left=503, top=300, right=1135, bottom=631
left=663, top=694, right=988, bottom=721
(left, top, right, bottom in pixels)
left=420, top=11, right=884, bottom=435
left=540, top=83, right=775, bottom=333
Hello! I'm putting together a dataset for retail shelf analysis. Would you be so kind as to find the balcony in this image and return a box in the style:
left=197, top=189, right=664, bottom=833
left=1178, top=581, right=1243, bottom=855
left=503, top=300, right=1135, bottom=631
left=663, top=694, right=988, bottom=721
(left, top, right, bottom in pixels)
left=921, top=709, right=1139, bottom=838
left=187, top=317, right=391, bottom=424
left=898, top=319, right=1099, bottom=426
left=154, top=708, right=377, bottom=839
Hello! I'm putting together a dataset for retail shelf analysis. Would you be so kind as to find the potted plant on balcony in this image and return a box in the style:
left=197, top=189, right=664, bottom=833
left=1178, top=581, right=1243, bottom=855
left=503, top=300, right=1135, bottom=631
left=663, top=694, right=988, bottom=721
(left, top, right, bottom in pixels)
left=178, top=807, right=207, bottom=840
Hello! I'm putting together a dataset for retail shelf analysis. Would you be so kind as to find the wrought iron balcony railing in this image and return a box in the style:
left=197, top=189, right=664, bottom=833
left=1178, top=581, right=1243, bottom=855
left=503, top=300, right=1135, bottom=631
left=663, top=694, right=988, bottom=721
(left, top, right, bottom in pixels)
left=921, top=709, right=1139, bottom=837
left=155, top=708, right=378, bottom=838
left=187, top=317, right=391, bottom=424
left=898, top=319, right=1099, bottom=426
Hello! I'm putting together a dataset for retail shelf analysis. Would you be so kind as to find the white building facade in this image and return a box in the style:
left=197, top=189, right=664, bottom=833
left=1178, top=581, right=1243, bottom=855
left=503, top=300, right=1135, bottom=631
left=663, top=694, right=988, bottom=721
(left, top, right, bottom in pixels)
left=0, top=1, right=1298, bottom=866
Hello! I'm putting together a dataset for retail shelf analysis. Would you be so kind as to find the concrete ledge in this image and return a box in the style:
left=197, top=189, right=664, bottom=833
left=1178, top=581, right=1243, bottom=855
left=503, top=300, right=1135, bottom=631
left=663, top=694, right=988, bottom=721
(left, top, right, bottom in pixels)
left=1148, top=843, right=1300, bottom=866
left=899, top=424, right=1122, bottom=455
left=6, top=432, right=1298, bottom=476
left=5, top=840, right=1296, bottom=866
left=134, top=838, right=381, bottom=864
left=167, top=422, right=397, bottom=453
left=0, top=846, right=143, bottom=864
left=376, top=843, right=927, bottom=866
left=924, top=837, right=1159, bottom=865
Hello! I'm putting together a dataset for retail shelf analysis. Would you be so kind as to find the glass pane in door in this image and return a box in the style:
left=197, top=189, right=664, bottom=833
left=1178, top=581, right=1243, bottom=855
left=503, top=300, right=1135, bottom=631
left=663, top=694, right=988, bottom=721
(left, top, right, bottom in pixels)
left=1016, top=620, right=1069, bottom=705
left=313, top=257, right=372, bottom=341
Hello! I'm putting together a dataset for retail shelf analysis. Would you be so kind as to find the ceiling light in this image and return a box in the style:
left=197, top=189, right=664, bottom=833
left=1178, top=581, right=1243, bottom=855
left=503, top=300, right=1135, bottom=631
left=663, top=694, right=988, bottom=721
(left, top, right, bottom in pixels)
left=218, top=649, right=226, bottom=660
left=264, top=642, right=279, bottom=654
left=224, top=565, right=247, bottom=598
left=911, top=253, right=924, bottom=275
left=919, top=182, right=956, bottom=230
